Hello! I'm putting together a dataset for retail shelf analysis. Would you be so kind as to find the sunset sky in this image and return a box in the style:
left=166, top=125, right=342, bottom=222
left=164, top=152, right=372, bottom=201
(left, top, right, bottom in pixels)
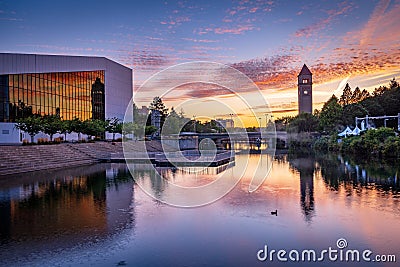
left=1, top=0, right=399, bottom=125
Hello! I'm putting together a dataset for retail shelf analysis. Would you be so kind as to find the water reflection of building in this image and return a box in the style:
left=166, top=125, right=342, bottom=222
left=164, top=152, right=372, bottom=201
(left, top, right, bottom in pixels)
left=0, top=164, right=134, bottom=256
left=288, top=156, right=315, bottom=222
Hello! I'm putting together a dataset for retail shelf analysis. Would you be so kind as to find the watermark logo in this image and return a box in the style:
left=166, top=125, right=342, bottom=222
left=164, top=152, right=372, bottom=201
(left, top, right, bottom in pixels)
left=122, top=61, right=276, bottom=207
left=336, top=238, right=348, bottom=249
left=257, top=238, right=396, bottom=263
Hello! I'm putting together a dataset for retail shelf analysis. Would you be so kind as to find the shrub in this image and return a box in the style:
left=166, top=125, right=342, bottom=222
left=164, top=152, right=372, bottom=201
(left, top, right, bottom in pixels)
left=336, top=128, right=399, bottom=159
left=313, top=136, right=330, bottom=151
left=382, top=136, right=400, bottom=158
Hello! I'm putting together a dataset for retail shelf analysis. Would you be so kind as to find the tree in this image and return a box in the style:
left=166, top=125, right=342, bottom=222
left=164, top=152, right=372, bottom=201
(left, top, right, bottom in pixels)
left=145, top=125, right=158, bottom=136
left=15, top=115, right=42, bottom=143
left=389, top=77, right=399, bottom=90
left=342, top=103, right=369, bottom=126
left=106, top=117, right=122, bottom=140
left=149, top=97, right=168, bottom=128
left=82, top=119, right=107, bottom=140
left=318, top=95, right=343, bottom=132
left=274, top=116, right=294, bottom=131
left=68, top=117, right=85, bottom=140
left=360, top=97, right=384, bottom=116
left=372, top=85, right=387, bottom=97
left=161, top=107, right=188, bottom=134
left=59, top=120, right=72, bottom=141
left=339, top=83, right=352, bottom=106
left=122, top=122, right=137, bottom=140
left=133, top=102, right=147, bottom=126
left=359, top=89, right=370, bottom=101
left=351, top=87, right=362, bottom=103
left=287, top=112, right=318, bottom=133
left=41, top=114, right=62, bottom=141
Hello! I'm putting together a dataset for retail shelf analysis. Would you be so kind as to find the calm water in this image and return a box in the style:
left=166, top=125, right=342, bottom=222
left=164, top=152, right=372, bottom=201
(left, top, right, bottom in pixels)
left=0, top=153, right=399, bottom=266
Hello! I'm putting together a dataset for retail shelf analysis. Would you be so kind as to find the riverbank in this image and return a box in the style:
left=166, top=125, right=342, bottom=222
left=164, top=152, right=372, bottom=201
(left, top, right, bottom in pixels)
left=288, top=128, right=400, bottom=161
left=0, top=141, right=166, bottom=176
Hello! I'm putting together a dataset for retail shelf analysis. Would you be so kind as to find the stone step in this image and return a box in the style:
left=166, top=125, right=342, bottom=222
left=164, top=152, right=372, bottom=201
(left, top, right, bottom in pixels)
left=0, top=159, right=97, bottom=176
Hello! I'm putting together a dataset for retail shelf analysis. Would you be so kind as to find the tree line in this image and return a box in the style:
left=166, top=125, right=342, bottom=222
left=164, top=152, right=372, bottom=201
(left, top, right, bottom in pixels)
left=278, top=78, right=400, bottom=159
left=276, top=78, right=400, bottom=133
left=15, top=96, right=233, bottom=144
left=15, top=115, right=124, bottom=143
left=138, top=96, right=233, bottom=135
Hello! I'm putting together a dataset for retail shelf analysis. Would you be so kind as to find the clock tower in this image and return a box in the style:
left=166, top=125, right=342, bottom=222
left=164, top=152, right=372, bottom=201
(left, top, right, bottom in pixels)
left=298, top=64, right=312, bottom=114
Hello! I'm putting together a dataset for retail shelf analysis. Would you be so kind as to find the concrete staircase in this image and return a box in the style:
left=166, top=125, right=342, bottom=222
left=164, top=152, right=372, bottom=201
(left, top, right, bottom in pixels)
left=65, top=142, right=123, bottom=160
left=0, top=140, right=170, bottom=176
left=0, top=144, right=97, bottom=176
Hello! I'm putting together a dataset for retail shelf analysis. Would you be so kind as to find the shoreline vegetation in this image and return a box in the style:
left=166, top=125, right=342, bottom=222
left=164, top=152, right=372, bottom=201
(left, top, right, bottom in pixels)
left=281, top=78, right=400, bottom=161
left=9, top=78, right=400, bottom=162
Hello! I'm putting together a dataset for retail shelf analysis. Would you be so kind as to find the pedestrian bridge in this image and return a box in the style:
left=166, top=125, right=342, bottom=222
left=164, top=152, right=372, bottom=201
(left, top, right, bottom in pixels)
left=180, top=131, right=288, bottom=148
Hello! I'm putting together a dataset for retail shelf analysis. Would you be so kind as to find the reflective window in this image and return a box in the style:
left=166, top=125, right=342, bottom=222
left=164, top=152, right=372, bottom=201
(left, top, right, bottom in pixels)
left=0, top=70, right=105, bottom=122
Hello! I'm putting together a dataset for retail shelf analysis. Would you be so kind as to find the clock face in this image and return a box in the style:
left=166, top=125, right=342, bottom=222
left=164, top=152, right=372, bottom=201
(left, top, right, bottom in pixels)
left=304, top=90, right=308, bottom=95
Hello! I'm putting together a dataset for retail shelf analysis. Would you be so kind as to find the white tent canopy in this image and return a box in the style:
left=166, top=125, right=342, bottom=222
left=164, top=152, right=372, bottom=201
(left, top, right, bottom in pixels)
left=338, top=126, right=353, bottom=137
left=351, top=126, right=361, bottom=135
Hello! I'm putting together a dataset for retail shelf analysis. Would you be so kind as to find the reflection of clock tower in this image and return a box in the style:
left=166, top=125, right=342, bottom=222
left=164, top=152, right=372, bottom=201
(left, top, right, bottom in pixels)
left=91, top=77, right=105, bottom=120
left=298, top=64, right=312, bottom=114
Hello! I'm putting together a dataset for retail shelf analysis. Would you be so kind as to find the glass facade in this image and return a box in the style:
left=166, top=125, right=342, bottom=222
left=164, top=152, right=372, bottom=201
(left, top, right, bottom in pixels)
left=0, top=70, right=105, bottom=122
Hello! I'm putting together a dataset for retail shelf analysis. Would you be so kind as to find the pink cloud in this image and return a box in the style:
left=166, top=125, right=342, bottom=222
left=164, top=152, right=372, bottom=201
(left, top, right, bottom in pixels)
left=294, top=2, right=354, bottom=38
left=181, top=37, right=219, bottom=43
left=214, top=25, right=254, bottom=35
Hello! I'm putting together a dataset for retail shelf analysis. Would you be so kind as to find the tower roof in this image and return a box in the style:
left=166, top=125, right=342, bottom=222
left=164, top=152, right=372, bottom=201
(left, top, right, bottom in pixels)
left=298, top=64, right=312, bottom=76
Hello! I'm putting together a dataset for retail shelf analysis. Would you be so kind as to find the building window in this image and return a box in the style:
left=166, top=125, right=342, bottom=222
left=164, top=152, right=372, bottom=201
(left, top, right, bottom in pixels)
left=0, top=70, right=105, bottom=122
left=302, top=79, right=308, bottom=84
left=2, top=129, right=9, bottom=134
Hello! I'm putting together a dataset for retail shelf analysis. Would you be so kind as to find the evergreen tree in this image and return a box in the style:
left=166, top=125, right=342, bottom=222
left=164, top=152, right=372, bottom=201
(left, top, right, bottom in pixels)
left=149, top=97, right=168, bottom=117
left=149, top=96, right=168, bottom=128
left=389, top=77, right=399, bottom=90
left=339, top=83, right=352, bottom=106
left=372, top=85, right=387, bottom=97
left=351, top=86, right=362, bottom=103
left=359, top=89, right=370, bottom=101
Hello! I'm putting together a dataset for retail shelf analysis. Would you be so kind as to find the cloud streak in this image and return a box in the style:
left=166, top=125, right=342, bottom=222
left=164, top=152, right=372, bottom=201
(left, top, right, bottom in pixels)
left=294, top=1, right=354, bottom=38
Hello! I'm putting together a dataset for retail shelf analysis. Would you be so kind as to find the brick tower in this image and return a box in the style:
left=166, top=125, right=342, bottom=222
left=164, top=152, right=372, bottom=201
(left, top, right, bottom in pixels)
left=298, top=64, right=312, bottom=114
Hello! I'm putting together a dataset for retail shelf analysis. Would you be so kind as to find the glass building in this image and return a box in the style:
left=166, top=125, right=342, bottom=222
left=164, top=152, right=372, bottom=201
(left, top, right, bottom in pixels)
left=0, top=70, right=105, bottom=122
left=0, top=53, right=132, bottom=143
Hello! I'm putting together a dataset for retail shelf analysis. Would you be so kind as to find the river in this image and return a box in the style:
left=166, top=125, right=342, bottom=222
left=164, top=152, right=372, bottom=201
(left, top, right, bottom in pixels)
left=0, top=152, right=399, bottom=266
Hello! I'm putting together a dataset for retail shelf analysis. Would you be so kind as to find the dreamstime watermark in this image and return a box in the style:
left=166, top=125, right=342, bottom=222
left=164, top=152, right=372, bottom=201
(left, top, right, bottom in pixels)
left=123, top=61, right=276, bottom=207
left=257, top=238, right=397, bottom=263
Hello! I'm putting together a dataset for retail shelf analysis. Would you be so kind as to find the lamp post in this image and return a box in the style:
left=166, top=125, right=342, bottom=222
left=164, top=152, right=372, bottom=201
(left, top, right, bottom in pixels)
left=193, top=115, right=196, bottom=132
left=229, top=113, right=234, bottom=129
left=265, top=114, right=273, bottom=127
